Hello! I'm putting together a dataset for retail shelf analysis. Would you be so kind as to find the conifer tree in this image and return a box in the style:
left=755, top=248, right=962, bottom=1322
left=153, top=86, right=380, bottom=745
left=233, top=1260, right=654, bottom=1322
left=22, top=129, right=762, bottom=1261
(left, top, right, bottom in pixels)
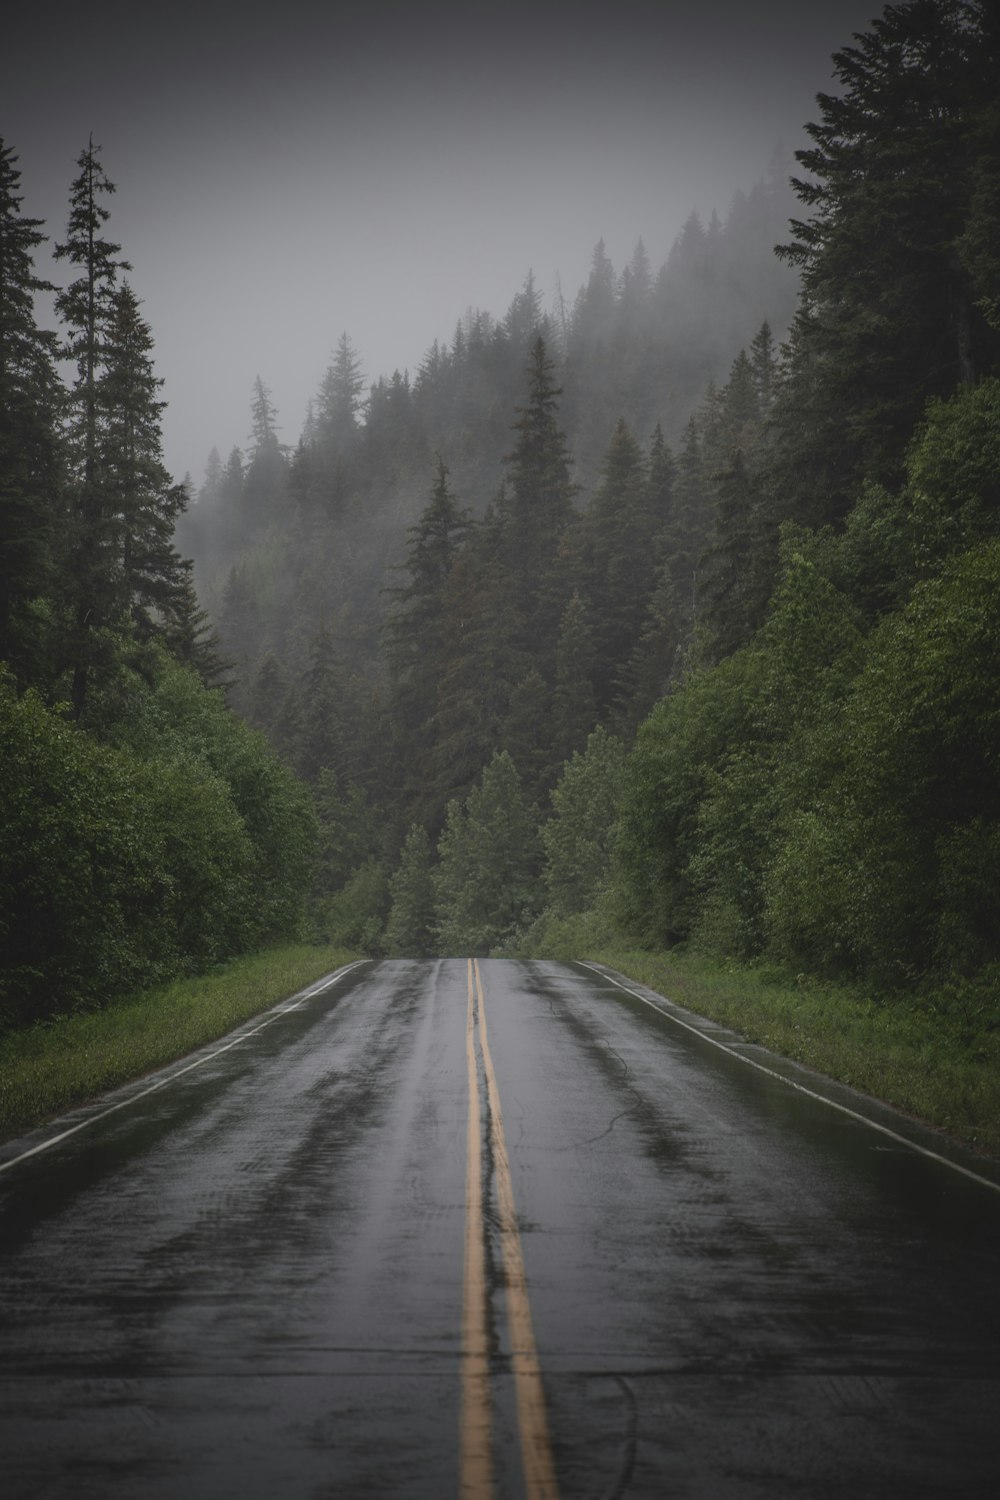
left=552, top=589, right=599, bottom=763
left=0, top=138, right=63, bottom=680
left=384, top=456, right=471, bottom=818
left=770, top=0, right=1000, bottom=525
left=698, top=450, right=760, bottom=662
left=294, top=620, right=348, bottom=784
left=497, top=336, right=577, bottom=658
left=500, top=667, right=553, bottom=806
left=580, top=417, right=652, bottom=713
left=645, top=423, right=676, bottom=532
left=162, top=566, right=229, bottom=686
left=244, top=376, right=286, bottom=531
left=619, top=562, right=689, bottom=731
left=54, top=139, right=130, bottom=717
left=749, top=320, right=778, bottom=416
left=317, top=331, right=365, bottom=448
left=423, top=524, right=515, bottom=827
left=665, top=416, right=707, bottom=627
left=100, top=282, right=190, bottom=640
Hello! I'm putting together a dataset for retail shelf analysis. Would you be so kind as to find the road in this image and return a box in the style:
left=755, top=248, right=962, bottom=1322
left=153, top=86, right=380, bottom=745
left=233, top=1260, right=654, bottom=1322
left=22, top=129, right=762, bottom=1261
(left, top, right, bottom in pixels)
left=0, top=958, right=998, bottom=1498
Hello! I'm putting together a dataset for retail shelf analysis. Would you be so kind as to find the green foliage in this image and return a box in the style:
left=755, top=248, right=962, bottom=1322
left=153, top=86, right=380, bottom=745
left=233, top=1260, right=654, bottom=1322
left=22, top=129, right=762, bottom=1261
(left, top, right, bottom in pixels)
left=764, top=540, right=1000, bottom=987
left=434, top=751, right=541, bottom=955
left=613, top=651, right=765, bottom=946
left=0, top=138, right=62, bottom=682
left=0, top=654, right=317, bottom=1028
left=385, top=825, right=436, bottom=958
left=146, top=658, right=317, bottom=941
left=768, top=0, right=1000, bottom=526
left=313, top=771, right=381, bottom=897
left=315, top=857, right=389, bottom=956
left=543, top=727, right=625, bottom=917
left=1, top=674, right=162, bottom=1024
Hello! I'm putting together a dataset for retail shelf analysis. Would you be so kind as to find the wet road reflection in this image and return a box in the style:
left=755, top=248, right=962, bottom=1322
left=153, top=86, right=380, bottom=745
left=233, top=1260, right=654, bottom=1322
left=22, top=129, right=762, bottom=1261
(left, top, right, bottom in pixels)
left=0, top=958, right=997, bottom=1497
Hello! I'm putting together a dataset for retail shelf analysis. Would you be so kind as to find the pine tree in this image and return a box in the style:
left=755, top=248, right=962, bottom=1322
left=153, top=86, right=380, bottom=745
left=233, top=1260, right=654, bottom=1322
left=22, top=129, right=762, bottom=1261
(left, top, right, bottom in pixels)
left=316, top=331, right=365, bottom=449
left=383, top=456, right=471, bottom=819
left=769, top=0, right=1000, bottom=526
left=423, top=523, right=515, bottom=827
left=0, top=138, right=63, bottom=681
left=644, top=424, right=676, bottom=535
left=552, top=589, right=599, bottom=763
left=244, top=376, right=286, bottom=531
left=54, top=138, right=130, bottom=717
left=248, top=650, right=287, bottom=736
left=665, top=416, right=708, bottom=627
left=579, top=417, right=653, bottom=714
left=697, top=345, right=771, bottom=660
left=500, top=667, right=553, bottom=805
left=749, top=320, right=778, bottom=416
left=162, top=567, right=229, bottom=686
left=698, top=449, right=760, bottom=662
left=293, top=620, right=348, bottom=784
left=100, top=283, right=190, bottom=641
left=502, top=270, right=544, bottom=352
left=619, top=561, right=689, bottom=730
left=497, top=336, right=577, bottom=658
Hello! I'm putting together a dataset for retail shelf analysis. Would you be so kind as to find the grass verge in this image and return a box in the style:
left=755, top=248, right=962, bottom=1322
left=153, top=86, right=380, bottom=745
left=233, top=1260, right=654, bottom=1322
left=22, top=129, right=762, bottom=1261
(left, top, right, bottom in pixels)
left=589, top=948, right=1000, bottom=1160
left=0, top=943, right=359, bottom=1145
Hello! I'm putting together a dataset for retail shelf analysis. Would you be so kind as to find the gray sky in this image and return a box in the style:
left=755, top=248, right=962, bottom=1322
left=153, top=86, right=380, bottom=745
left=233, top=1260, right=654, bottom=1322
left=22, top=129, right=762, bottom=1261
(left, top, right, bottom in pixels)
left=5, top=0, right=878, bottom=483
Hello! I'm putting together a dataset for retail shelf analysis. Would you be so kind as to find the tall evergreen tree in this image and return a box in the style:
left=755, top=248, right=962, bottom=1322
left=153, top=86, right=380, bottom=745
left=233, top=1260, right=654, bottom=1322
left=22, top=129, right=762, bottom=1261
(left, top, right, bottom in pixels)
left=53, top=139, right=130, bottom=716
left=424, top=520, right=516, bottom=827
left=383, top=456, right=471, bottom=819
left=552, top=589, right=599, bottom=763
left=0, top=138, right=62, bottom=680
left=292, top=620, right=348, bottom=784
left=665, top=415, right=708, bottom=628
left=317, top=331, right=365, bottom=448
left=100, top=283, right=190, bottom=641
left=769, top=0, right=1000, bottom=528
left=579, top=417, right=655, bottom=714
left=497, top=336, right=577, bottom=658
left=543, top=726, right=626, bottom=917
left=244, top=376, right=286, bottom=532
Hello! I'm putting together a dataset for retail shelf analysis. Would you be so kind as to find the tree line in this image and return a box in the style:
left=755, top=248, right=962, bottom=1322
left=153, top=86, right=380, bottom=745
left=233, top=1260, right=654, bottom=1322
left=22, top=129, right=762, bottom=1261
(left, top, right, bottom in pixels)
left=0, top=138, right=315, bottom=1027
left=5, top=0, right=998, bottom=1028
left=197, top=0, right=1000, bottom=1016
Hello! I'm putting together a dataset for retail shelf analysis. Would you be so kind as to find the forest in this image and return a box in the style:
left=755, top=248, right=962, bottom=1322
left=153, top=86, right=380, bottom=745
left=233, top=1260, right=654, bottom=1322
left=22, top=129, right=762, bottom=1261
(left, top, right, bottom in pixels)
left=3, top=0, right=1000, bottom=1035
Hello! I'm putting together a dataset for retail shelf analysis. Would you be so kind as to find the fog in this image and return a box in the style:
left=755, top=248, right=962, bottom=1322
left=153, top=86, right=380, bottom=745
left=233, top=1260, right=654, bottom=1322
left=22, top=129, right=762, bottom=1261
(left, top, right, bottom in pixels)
left=5, top=0, right=877, bottom=483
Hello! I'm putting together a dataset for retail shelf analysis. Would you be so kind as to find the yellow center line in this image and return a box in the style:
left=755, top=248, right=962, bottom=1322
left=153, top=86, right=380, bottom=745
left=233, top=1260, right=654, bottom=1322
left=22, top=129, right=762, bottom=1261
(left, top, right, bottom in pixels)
left=460, top=959, right=493, bottom=1499
left=474, top=958, right=560, bottom=1500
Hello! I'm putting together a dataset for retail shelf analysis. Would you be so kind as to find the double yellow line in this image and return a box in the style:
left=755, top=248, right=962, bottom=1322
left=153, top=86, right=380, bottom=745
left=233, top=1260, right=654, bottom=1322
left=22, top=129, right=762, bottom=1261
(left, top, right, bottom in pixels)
left=461, top=959, right=559, bottom=1500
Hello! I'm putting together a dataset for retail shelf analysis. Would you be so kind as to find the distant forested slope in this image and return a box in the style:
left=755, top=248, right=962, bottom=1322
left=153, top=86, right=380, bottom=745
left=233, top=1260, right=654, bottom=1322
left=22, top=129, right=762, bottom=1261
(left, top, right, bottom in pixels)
left=5, top=0, right=999, bottom=1031
left=176, top=154, right=800, bottom=829
left=180, top=0, right=1000, bottom=1012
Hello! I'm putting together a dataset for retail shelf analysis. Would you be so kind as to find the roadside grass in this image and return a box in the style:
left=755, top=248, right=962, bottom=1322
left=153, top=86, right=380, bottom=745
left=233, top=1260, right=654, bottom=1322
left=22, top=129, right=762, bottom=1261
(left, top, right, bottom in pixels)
left=587, top=948, right=1000, bottom=1160
left=0, top=944, right=359, bottom=1144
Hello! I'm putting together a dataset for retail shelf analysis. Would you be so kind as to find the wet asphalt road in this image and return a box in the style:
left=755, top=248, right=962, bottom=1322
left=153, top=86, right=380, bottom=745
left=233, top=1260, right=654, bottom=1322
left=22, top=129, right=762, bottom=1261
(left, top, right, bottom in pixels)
left=0, top=958, right=998, bottom=1499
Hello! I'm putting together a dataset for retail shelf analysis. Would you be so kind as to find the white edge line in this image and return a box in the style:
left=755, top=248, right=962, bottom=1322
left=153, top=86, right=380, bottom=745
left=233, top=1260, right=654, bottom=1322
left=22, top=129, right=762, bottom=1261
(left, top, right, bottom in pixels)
left=577, top=961, right=1000, bottom=1197
left=0, top=961, right=369, bottom=1177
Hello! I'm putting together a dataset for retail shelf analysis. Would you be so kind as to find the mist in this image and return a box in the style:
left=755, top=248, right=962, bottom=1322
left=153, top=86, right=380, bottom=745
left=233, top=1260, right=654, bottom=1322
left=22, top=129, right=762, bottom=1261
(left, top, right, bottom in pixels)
left=5, top=0, right=877, bottom=481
